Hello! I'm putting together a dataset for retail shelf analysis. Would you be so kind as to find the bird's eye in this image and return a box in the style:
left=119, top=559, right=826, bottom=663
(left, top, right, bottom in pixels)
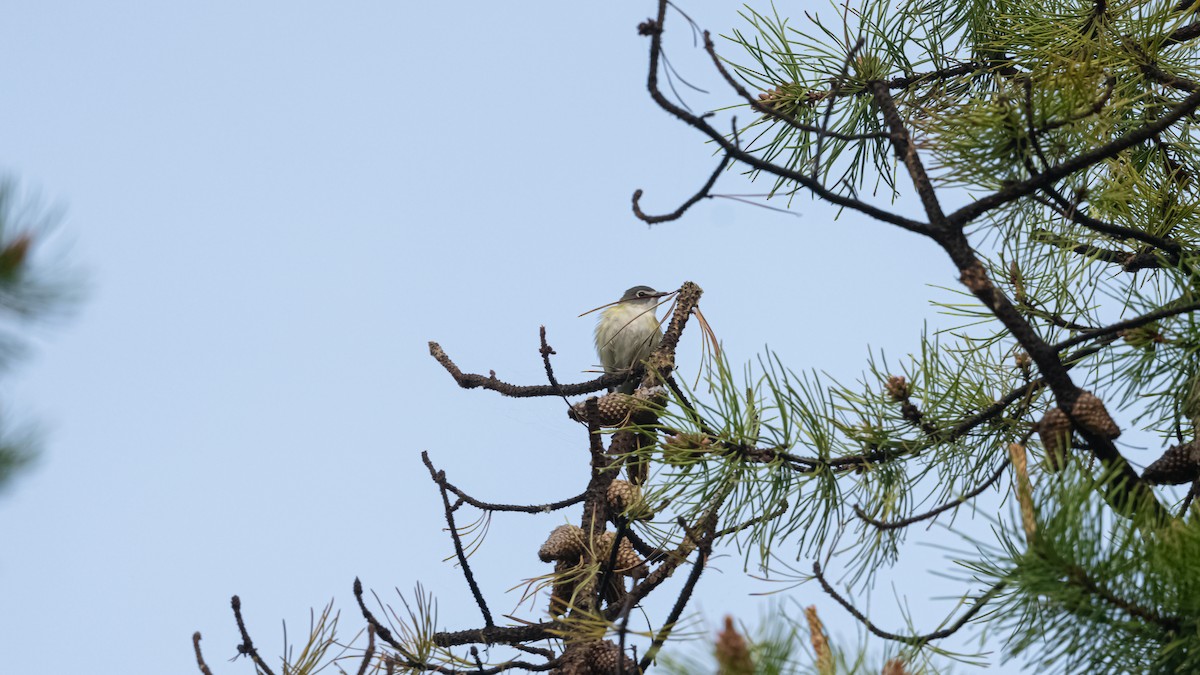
left=637, top=290, right=649, bottom=298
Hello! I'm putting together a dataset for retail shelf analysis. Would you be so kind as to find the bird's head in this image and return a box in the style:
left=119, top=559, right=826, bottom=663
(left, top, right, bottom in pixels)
left=619, top=285, right=662, bottom=305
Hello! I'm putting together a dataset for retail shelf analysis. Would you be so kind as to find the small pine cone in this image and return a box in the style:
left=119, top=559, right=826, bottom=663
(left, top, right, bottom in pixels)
left=1142, top=441, right=1200, bottom=485
left=882, top=658, right=912, bottom=675
left=715, top=616, right=754, bottom=675
left=607, top=479, right=638, bottom=511
left=607, top=480, right=655, bottom=521
left=554, top=640, right=635, bottom=675
left=1071, top=391, right=1121, bottom=439
left=539, top=525, right=586, bottom=563
left=549, top=560, right=578, bottom=616
left=884, top=375, right=908, bottom=401
left=594, top=531, right=644, bottom=574
left=1038, top=407, right=1073, bottom=471
left=1015, top=351, right=1032, bottom=372
left=568, top=393, right=636, bottom=427
left=664, top=432, right=713, bottom=457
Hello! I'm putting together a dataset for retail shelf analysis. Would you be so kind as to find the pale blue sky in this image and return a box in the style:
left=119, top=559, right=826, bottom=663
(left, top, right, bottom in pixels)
left=0, top=3, right=1027, bottom=673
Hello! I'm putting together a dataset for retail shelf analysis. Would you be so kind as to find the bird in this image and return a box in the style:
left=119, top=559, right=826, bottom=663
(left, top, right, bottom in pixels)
left=594, top=285, right=663, bottom=394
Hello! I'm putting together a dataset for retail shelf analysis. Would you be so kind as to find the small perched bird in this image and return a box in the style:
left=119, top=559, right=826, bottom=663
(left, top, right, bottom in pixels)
left=595, top=285, right=663, bottom=394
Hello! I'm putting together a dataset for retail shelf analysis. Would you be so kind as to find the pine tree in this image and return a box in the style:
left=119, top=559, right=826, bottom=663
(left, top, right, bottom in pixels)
left=0, top=180, right=75, bottom=493
left=193, top=1, right=1200, bottom=672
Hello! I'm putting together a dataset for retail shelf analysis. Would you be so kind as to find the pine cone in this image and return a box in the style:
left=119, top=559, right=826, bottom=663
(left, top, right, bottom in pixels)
left=664, top=432, right=713, bottom=458
left=594, top=531, right=644, bottom=574
left=607, top=480, right=655, bottom=521
left=884, top=375, right=908, bottom=401
left=1142, top=441, right=1200, bottom=485
left=553, top=640, right=635, bottom=675
left=715, top=616, right=754, bottom=675
left=539, top=525, right=586, bottom=562
left=1071, top=391, right=1120, bottom=439
left=569, top=388, right=665, bottom=427
left=1038, top=407, right=1072, bottom=471
left=568, top=393, right=635, bottom=427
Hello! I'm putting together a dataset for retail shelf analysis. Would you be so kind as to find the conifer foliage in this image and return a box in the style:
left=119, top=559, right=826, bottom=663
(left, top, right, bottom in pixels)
left=195, top=1, right=1200, bottom=672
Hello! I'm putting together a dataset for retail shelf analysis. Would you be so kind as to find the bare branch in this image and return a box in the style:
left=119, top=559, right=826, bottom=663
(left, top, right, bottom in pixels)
left=633, top=153, right=732, bottom=224
left=428, top=466, right=494, bottom=628
left=421, top=452, right=585, bottom=514
left=854, top=460, right=1009, bottom=531
left=946, top=87, right=1200, bottom=227
left=231, top=595, right=276, bottom=675
left=638, top=7, right=933, bottom=235
left=1053, top=300, right=1200, bottom=352
left=192, top=632, right=214, bottom=675
left=356, top=625, right=376, bottom=675
left=429, top=341, right=623, bottom=397
left=813, top=562, right=1006, bottom=645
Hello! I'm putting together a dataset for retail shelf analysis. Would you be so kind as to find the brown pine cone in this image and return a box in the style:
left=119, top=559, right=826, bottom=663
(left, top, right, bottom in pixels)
left=884, top=375, right=909, bottom=401
left=569, top=388, right=664, bottom=427
left=1142, top=441, right=1200, bottom=485
left=553, top=640, right=636, bottom=675
left=594, top=531, right=644, bottom=574
left=606, top=480, right=655, bottom=521
left=715, top=616, right=754, bottom=675
left=1071, top=391, right=1121, bottom=439
left=539, top=525, right=586, bottom=563
left=569, top=393, right=635, bottom=427
left=1038, top=407, right=1072, bottom=471
left=664, top=431, right=713, bottom=459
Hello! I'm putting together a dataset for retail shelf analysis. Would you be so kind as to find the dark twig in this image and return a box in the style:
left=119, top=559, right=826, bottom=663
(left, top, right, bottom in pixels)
left=1179, top=479, right=1199, bottom=519
left=854, top=460, right=1009, bottom=530
left=430, top=341, right=623, bottom=397
left=231, top=595, right=276, bottom=675
left=1166, top=20, right=1200, bottom=45
left=633, top=153, right=732, bottom=224
left=352, top=579, right=413, bottom=655
left=356, top=625, right=376, bottom=675
left=1039, top=76, right=1115, bottom=133
left=704, top=35, right=885, bottom=142
left=615, top=571, right=640, bottom=675
left=813, top=562, right=1006, bottom=645
left=1065, top=564, right=1182, bottom=632
left=429, top=467, right=494, bottom=628
left=353, top=579, right=560, bottom=670
left=1031, top=227, right=1166, bottom=272
left=638, top=519, right=716, bottom=672
left=422, top=453, right=586, bottom=513
left=640, top=15, right=932, bottom=235
left=870, top=81, right=948, bottom=228
left=1053, top=300, right=1200, bottom=352
left=946, top=87, right=1200, bottom=227
left=1034, top=185, right=1184, bottom=262
left=192, top=632, right=215, bottom=675
left=538, top=326, right=574, bottom=413
left=886, top=61, right=985, bottom=90
left=595, top=519, right=631, bottom=610
left=715, top=499, right=789, bottom=538
left=510, top=643, right=555, bottom=659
